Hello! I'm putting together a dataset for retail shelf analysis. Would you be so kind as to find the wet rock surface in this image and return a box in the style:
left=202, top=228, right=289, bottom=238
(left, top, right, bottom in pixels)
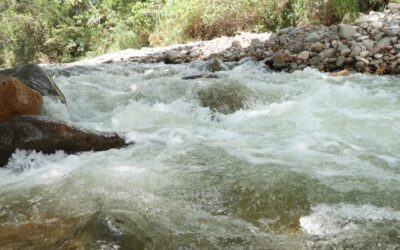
left=197, top=81, right=252, bottom=114
left=182, top=73, right=218, bottom=80
left=64, top=212, right=149, bottom=249
left=0, top=75, right=43, bottom=122
left=0, top=64, right=66, bottom=103
left=204, top=58, right=229, bottom=72
left=0, top=116, right=128, bottom=167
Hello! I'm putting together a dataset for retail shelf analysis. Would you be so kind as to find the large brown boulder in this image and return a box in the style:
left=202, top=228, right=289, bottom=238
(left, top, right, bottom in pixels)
left=0, top=64, right=66, bottom=104
left=0, top=116, right=128, bottom=167
left=0, top=75, right=43, bottom=122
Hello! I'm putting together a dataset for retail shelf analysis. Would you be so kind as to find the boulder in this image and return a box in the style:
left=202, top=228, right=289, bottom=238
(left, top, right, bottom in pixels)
left=205, top=58, right=229, bottom=72
left=305, top=32, right=320, bottom=43
left=310, top=42, right=325, bottom=52
left=362, top=39, right=375, bottom=50
left=0, top=64, right=66, bottom=103
left=272, top=52, right=287, bottom=69
left=319, top=48, right=337, bottom=60
left=264, top=55, right=274, bottom=67
left=375, top=36, right=393, bottom=51
left=68, top=212, right=149, bottom=249
left=231, top=41, right=242, bottom=49
left=371, top=21, right=384, bottom=29
left=383, top=25, right=400, bottom=36
left=336, top=56, right=346, bottom=68
left=197, top=81, right=252, bottom=114
left=0, top=75, right=43, bottom=122
left=351, top=45, right=363, bottom=57
left=297, top=51, right=310, bottom=61
left=340, top=48, right=352, bottom=57
left=355, top=61, right=365, bottom=72
left=355, top=56, right=369, bottom=65
left=339, top=24, right=357, bottom=39
left=289, top=34, right=305, bottom=53
left=308, top=55, right=322, bottom=66
left=0, top=116, right=128, bottom=167
left=164, top=51, right=183, bottom=64
left=359, top=51, right=369, bottom=58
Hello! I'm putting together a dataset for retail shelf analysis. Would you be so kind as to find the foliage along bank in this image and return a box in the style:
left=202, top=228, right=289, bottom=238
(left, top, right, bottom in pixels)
left=0, top=0, right=397, bottom=67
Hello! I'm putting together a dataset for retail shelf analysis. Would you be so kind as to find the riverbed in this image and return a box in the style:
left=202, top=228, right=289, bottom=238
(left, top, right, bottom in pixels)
left=0, top=61, right=399, bottom=249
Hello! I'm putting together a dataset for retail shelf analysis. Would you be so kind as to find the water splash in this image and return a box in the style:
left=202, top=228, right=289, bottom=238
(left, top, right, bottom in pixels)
left=0, top=61, right=399, bottom=248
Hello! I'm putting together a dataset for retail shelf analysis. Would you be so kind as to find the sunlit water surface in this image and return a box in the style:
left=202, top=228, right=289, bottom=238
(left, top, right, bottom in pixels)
left=0, top=61, right=399, bottom=249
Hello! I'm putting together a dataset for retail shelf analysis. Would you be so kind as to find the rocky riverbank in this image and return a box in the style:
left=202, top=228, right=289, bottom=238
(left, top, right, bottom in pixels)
left=59, top=3, right=400, bottom=75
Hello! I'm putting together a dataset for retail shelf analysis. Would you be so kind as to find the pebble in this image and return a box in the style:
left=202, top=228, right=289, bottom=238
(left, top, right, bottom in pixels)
left=356, top=56, right=369, bottom=65
left=339, top=24, right=357, bottom=39
left=376, top=37, right=393, bottom=50
left=362, top=40, right=375, bottom=50
left=231, top=41, right=242, bottom=49
left=340, top=48, right=352, bottom=57
left=305, top=32, right=320, bottom=43
left=297, top=51, right=310, bottom=61
left=355, top=61, right=365, bottom=72
left=351, top=46, right=362, bottom=57
left=360, top=51, right=370, bottom=58
left=311, top=42, right=325, bottom=52
left=336, top=56, right=346, bottom=67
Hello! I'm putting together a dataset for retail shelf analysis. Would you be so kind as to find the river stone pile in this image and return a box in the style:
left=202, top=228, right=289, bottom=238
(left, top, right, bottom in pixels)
left=119, top=3, right=400, bottom=75
left=259, top=3, right=400, bottom=74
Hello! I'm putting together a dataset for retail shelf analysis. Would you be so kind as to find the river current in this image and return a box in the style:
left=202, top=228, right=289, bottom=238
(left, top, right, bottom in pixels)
left=0, top=61, right=399, bottom=249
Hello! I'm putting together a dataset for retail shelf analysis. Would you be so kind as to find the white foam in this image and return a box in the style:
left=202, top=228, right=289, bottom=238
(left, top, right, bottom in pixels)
left=0, top=63, right=399, bottom=246
left=300, top=204, right=400, bottom=236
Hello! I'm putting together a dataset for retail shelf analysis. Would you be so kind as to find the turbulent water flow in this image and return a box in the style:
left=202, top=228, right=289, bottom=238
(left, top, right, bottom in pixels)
left=0, top=61, right=399, bottom=249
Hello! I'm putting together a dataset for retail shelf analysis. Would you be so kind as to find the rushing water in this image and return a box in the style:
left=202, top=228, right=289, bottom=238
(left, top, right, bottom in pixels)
left=0, top=61, right=400, bottom=249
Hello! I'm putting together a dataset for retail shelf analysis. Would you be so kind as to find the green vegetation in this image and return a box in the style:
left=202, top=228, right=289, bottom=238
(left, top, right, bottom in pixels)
left=0, top=0, right=396, bottom=67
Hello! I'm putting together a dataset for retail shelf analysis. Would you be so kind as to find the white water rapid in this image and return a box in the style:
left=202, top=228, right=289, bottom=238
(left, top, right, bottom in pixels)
left=0, top=61, right=399, bottom=249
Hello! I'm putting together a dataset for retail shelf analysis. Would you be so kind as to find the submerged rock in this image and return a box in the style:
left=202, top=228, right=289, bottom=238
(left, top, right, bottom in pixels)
left=222, top=172, right=312, bottom=234
left=197, top=81, right=252, bottom=114
left=182, top=73, right=219, bottom=80
left=0, top=116, right=128, bottom=167
left=0, top=64, right=66, bottom=103
left=205, top=58, right=229, bottom=72
left=0, top=75, right=43, bottom=121
left=0, top=217, right=80, bottom=249
left=66, top=212, right=149, bottom=249
left=271, top=52, right=287, bottom=69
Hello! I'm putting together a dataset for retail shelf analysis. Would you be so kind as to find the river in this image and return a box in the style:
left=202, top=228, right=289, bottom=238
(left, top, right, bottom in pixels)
left=0, top=61, right=399, bottom=249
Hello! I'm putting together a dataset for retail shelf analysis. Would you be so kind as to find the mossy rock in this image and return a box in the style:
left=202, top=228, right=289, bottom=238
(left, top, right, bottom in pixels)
left=71, top=211, right=149, bottom=249
left=197, top=81, right=252, bottom=114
